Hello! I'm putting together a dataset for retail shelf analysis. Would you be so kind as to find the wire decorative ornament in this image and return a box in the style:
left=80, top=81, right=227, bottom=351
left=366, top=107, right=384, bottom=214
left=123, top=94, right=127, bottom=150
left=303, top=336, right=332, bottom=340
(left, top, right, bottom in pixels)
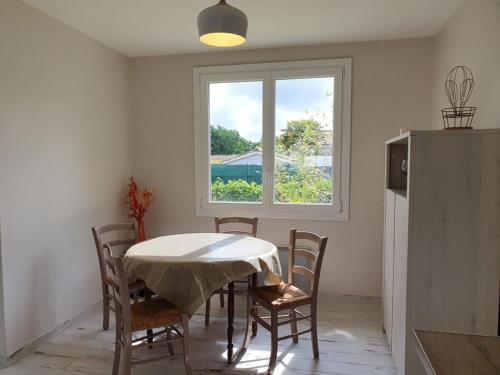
left=441, top=65, right=477, bottom=129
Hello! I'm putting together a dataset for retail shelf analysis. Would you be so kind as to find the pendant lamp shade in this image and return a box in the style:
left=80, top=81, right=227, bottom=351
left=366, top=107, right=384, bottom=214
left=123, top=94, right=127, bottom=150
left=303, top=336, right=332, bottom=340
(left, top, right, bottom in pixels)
left=197, top=0, right=248, bottom=47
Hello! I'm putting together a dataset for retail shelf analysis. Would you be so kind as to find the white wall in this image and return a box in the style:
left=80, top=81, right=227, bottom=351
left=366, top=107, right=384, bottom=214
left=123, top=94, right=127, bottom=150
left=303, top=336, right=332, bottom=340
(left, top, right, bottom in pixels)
left=432, top=0, right=500, bottom=129
left=1, top=0, right=489, bottom=358
left=130, top=38, right=434, bottom=298
left=0, top=0, right=132, bottom=356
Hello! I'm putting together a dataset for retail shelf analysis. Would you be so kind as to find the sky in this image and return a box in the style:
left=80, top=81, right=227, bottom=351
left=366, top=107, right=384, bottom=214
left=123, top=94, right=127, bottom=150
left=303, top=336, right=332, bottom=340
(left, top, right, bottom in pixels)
left=209, top=77, right=334, bottom=143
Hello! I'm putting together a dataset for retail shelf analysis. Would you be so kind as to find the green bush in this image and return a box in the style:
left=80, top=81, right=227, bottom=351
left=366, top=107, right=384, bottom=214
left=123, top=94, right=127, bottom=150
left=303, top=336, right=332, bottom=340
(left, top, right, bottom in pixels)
left=211, top=178, right=263, bottom=202
left=275, top=177, right=331, bottom=204
left=273, top=162, right=332, bottom=204
left=210, top=174, right=331, bottom=204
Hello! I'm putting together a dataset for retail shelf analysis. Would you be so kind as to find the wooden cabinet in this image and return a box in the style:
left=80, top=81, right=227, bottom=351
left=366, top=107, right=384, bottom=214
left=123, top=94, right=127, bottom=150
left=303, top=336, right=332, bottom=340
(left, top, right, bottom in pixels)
left=382, top=130, right=500, bottom=375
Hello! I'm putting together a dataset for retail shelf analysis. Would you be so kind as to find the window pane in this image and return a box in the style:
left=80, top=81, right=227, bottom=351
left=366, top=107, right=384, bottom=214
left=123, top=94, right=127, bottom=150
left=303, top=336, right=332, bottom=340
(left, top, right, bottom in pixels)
left=274, top=77, right=334, bottom=205
left=209, top=81, right=263, bottom=203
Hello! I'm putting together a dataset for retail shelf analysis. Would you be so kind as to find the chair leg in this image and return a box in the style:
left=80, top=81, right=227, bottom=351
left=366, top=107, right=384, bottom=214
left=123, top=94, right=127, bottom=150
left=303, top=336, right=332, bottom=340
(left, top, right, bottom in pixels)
left=144, top=288, right=152, bottom=302
left=166, top=327, right=175, bottom=356
left=268, top=311, right=278, bottom=375
left=311, top=305, right=319, bottom=359
left=144, top=288, right=154, bottom=348
left=182, top=315, right=192, bottom=375
left=146, top=329, right=154, bottom=348
left=252, top=317, right=258, bottom=337
left=112, top=309, right=121, bottom=375
left=205, top=298, right=211, bottom=326
left=290, top=308, right=299, bottom=344
left=102, top=293, right=110, bottom=331
left=219, top=287, right=225, bottom=308
left=122, top=330, right=132, bottom=375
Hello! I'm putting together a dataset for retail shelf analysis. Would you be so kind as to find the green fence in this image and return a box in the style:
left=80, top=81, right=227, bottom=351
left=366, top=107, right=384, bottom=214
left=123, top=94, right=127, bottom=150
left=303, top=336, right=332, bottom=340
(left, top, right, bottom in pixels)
left=211, top=164, right=262, bottom=184
left=211, top=164, right=304, bottom=185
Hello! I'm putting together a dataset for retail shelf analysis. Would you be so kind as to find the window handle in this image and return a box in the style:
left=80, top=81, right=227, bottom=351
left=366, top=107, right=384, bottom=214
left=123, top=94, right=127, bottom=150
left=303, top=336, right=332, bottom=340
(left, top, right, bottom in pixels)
left=265, top=169, right=271, bottom=185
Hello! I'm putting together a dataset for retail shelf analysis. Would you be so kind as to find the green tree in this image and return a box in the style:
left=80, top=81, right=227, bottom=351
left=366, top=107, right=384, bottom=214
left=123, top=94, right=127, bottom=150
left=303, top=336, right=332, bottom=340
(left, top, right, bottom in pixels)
left=275, top=118, right=332, bottom=204
left=211, top=125, right=258, bottom=155
left=277, top=119, right=325, bottom=154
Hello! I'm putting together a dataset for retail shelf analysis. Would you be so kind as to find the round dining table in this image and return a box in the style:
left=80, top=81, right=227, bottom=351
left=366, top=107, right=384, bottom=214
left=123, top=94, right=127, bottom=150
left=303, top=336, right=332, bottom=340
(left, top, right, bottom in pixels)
left=123, top=232, right=282, bottom=362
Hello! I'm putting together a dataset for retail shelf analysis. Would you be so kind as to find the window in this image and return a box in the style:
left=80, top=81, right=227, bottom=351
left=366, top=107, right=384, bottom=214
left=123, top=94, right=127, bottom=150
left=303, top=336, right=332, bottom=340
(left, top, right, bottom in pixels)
left=194, top=59, right=351, bottom=221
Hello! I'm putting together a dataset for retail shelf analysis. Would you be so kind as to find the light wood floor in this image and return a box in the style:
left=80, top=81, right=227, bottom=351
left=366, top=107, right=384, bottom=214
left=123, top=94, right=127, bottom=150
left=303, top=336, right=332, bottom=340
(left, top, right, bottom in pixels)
left=0, top=294, right=396, bottom=374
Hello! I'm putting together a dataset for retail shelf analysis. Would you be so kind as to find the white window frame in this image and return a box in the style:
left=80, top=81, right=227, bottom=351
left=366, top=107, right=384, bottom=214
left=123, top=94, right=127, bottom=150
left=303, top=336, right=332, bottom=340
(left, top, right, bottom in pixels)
left=193, top=58, right=351, bottom=221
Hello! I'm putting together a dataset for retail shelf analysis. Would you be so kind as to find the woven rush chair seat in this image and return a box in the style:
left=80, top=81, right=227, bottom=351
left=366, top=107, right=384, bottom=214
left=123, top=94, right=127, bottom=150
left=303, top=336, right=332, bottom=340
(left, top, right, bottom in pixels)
left=131, top=298, right=182, bottom=331
left=252, top=284, right=311, bottom=309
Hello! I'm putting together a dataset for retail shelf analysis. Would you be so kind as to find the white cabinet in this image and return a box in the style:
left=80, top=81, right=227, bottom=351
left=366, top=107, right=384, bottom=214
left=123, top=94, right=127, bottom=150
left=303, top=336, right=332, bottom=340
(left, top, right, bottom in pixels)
left=392, top=193, right=409, bottom=375
left=382, top=130, right=500, bottom=375
left=383, top=190, right=395, bottom=347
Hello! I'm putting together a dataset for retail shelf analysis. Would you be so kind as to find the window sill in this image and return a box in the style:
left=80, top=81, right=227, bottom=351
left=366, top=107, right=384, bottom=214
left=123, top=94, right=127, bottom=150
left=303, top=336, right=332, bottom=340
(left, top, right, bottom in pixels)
left=196, top=204, right=349, bottom=222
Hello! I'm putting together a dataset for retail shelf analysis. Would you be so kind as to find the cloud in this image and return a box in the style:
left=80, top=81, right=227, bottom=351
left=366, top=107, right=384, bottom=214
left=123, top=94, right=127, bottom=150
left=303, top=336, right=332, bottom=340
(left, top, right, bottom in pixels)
left=210, top=82, right=263, bottom=142
left=209, top=78, right=334, bottom=143
left=275, top=104, right=333, bottom=134
left=275, top=107, right=307, bottom=133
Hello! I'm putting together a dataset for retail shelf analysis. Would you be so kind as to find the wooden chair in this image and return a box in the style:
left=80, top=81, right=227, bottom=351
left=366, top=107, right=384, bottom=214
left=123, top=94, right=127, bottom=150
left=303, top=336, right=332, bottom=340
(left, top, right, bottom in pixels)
left=247, top=229, right=328, bottom=375
left=103, top=244, right=192, bottom=375
left=214, top=216, right=258, bottom=237
left=204, top=217, right=258, bottom=326
left=92, top=223, right=146, bottom=330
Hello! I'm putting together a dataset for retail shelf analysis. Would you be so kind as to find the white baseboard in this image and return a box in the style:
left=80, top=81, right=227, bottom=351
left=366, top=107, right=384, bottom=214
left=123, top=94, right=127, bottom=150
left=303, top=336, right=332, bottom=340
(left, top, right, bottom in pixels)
left=0, top=301, right=102, bottom=368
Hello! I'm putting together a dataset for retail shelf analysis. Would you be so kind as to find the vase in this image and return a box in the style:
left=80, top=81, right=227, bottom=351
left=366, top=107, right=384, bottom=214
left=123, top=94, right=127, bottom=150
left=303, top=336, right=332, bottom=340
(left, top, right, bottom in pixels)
left=137, top=218, right=146, bottom=242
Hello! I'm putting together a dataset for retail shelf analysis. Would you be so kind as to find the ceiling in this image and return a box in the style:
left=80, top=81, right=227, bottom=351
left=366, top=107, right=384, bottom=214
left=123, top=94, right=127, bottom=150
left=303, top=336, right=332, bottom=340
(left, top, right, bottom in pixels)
left=23, top=0, right=465, bottom=57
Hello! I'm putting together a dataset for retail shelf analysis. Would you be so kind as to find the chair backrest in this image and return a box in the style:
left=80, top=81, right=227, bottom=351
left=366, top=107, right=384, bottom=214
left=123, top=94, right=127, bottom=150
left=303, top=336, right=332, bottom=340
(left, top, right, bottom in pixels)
left=91, top=223, right=136, bottom=288
left=214, top=217, right=258, bottom=237
left=288, top=229, right=328, bottom=299
left=102, top=243, right=132, bottom=328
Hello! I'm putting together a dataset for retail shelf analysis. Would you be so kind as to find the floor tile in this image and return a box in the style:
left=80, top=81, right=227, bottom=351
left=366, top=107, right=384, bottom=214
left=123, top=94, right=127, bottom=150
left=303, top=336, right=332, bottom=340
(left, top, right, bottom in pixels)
left=0, top=294, right=395, bottom=374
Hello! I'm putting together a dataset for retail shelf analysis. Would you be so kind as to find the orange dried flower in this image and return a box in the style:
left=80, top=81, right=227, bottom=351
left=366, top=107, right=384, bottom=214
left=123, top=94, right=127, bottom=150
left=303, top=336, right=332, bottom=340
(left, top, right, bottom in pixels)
left=125, top=176, right=154, bottom=220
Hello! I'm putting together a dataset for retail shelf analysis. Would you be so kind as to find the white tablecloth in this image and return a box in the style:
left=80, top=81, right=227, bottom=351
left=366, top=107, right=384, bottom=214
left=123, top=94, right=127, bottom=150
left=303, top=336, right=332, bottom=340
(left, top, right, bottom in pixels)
left=123, top=233, right=282, bottom=315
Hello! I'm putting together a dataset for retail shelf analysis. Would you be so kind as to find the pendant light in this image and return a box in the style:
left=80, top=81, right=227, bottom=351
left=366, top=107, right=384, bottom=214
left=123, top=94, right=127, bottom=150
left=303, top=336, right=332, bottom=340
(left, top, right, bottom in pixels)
left=197, top=0, right=248, bottom=47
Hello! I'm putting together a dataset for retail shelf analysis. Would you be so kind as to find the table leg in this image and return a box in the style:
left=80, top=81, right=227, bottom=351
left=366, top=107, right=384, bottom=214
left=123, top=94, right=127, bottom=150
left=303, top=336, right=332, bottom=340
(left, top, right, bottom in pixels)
left=251, top=273, right=258, bottom=337
left=241, top=275, right=253, bottom=352
left=227, top=281, right=235, bottom=363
